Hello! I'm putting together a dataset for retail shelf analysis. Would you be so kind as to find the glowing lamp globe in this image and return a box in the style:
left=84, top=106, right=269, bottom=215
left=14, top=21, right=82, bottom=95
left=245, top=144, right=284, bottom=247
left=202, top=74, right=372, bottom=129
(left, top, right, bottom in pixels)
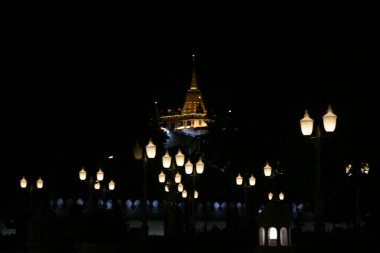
left=323, top=105, right=337, bottom=132
left=185, top=159, right=193, bottom=175
left=236, top=173, right=243, bottom=186
left=108, top=180, right=115, bottom=190
left=300, top=110, right=314, bottom=136
left=20, top=177, right=27, bottom=188
left=196, top=157, right=204, bottom=174
left=263, top=162, right=272, bottom=177
left=145, top=138, right=156, bottom=158
left=36, top=177, right=44, bottom=189
left=79, top=167, right=87, bottom=181
left=175, top=149, right=185, bottom=166
left=162, top=150, right=172, bottom=168
left=158, top=170, right=166, bottom=183
left=249, top=175, right=256, bottom=186
left=96, top=168, right=104, bottom=181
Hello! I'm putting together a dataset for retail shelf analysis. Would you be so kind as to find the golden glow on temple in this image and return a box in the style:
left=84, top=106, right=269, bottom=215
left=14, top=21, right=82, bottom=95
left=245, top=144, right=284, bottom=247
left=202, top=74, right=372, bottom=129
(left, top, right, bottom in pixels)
left=160, top=54, right=210, bottom=136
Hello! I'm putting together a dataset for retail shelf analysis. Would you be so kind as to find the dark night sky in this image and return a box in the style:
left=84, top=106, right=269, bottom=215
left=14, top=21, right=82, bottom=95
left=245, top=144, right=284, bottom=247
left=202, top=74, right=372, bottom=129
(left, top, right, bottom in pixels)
left=0, top=11, right=378, bottom=212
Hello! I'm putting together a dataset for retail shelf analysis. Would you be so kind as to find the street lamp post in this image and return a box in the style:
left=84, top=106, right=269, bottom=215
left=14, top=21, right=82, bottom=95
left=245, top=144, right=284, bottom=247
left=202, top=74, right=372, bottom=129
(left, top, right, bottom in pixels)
left=79, top=167, right=115, bottom=211
left=20, top=176, right=44, bottom=215
left=235, top=173, right=256, bottom=208
left=235, top=172, right=256, bottom=233
left=345, top=162, right=369, bottom=229
left=184, top=156, right=204, bottom=234
left=263, top=161, right=285, bottom=201
left=133, top=139, right=156, bottom=240
left=300, top=105, right=337, bottom=233
left=159, top=149, right=184, bottom=238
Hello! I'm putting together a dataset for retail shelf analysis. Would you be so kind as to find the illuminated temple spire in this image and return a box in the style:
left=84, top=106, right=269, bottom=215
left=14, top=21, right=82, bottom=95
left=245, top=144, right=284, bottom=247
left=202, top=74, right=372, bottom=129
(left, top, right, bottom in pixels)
left=182, top=54, right=207, bottom=115
left=190, top=54, right=198, bottom=90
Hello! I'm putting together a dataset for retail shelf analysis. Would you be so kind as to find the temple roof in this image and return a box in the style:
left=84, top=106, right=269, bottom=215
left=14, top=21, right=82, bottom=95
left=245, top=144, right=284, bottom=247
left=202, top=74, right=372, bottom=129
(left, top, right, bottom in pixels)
left=181, top=54, right=207, bottom=115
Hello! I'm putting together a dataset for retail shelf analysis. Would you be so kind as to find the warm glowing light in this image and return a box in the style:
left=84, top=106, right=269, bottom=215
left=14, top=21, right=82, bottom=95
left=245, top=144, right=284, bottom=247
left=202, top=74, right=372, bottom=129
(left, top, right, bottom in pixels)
left=165, top=184, right=169, bottom=192
left=182, top=190, right=188, bottom=198
left=236, top=173, right=243, bottom=185
left=323, top=105, right=337, bottom=132
left=175, top=149, right=185, bottom=166
left=96, top=168, right=104, bottom=181
left=249, top=175, right=256, bottom=186
left=269, top=227, right=277, bottom=239
left=94, top=181, right=101, bottom=190
left=177, top=183, right=184, bottom=192
left=196, top=157, right=204, bottom=174
left=264, top=162, right=272, bottom=177
left=146, top=138, right=156, bottom=158
left=158, top=170, right=166, bottom=183
left=20, top=177, right=27, bottom=188
left=162, top=150, right=171, bottom=168
left=175, top=172, right=182, bottom=183
left=133, top=141, right=143, bottom=160
left=36, top=177, right=43, bottom=189
left=345, top=164, right=352, bottom=176
left=108, top=180, right=115, bottom=190
left=300, top=110, right=314, bottom=136
left=268, top=192, right=273, bottom=200
left=279, top=192, right=285, bottom=200
left=79, top=167, right=87, bottom=181
left=361, top=163, right=369, bottom=174
left=194, top=190, right=199, bottom=199
left=185, top=159, right=193, bottom=175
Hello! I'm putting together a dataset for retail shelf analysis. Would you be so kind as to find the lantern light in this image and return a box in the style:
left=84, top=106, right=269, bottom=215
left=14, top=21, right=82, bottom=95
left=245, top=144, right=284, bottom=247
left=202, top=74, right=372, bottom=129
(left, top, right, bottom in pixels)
left=300, top=110, right=314, bottom=136
left=145, top=138, right=156, bottom=159
left=79, top=167, right=87, bottom=181
left=20, top=177, right=27, bottom=188
left=236, top=173, right=243, bottom=186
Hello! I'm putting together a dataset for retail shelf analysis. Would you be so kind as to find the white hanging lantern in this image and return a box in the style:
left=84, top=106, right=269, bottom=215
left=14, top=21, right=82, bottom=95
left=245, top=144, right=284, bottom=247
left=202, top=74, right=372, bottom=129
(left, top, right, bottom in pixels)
left=279, top=192, right=285, bottom=200
left=145, top=138, right=156, bottom=159
left=36, top=177, right=43, bottom=189
left=268, top=192, right=273, bottom=200
left=264, top=162, right=272, bottom=177
left=175, top=172, right=182, bottom=183
left=236, top=173, right=243, bottom=185
left=20, top=176, right=27, bottom=188
left=97, top=168, right=104, bottom=181
left=196, top=157, right=204, bottom=174
left=185, top=159, right=193, bottom=175
left=162, top=150, right=172, bottom=168
left=165, top=184, right=169, bottom=192
left=175, top=149, right=185, bottom=166
left=194, top=190, right=199, bottom=199
left=79, top=167, right=87, bottom=181
left=108, top=180, right=115, bottom=190
left=158, top=170, right=166, bottom=183
left=249, top=175, right=256, bottom=186
left=94, top=181, right=101, bottom=190
left=182, top=190, right=188, bottom=198
left=177, top=183, right=184, bottom=192
left=300, top=110, right=314, bottom=136
left=323, top=105, right=337, bottom=132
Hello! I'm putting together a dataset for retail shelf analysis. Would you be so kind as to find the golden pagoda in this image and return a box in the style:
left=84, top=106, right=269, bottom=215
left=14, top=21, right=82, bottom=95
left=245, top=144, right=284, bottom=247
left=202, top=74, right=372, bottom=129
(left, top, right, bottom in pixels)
left=160, top=54, right=210, bottom=136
